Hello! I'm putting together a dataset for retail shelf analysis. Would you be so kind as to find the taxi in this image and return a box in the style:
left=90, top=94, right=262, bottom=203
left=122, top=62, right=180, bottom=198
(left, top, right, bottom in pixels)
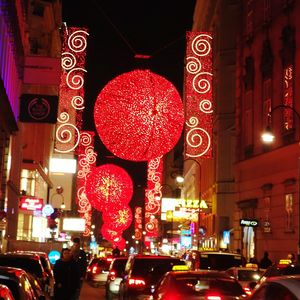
left=225, top=264, right=264, bottom=295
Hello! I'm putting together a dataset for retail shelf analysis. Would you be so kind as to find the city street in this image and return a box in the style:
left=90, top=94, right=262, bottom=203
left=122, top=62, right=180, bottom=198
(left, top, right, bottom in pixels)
left=79, top=280, right=106, bottom=299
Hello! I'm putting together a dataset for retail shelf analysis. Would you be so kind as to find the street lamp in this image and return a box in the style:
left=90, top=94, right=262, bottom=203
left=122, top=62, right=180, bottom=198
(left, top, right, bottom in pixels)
left=261, top=104, right=300, bottom=263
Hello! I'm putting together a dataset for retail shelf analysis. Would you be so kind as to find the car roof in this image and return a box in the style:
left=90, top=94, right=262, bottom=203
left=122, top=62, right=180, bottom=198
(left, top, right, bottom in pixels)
left=168, top=270, right=231, bottom=278
left=130, top=255, right=182, bottom=259
left=200, top=251, right=242, bottom=256
left=0, top=266, right=27, bottom=278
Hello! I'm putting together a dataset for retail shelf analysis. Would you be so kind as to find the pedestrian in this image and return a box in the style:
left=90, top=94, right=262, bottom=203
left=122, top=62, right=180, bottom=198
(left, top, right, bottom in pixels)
left=236, top=248, right=247, bottom=266
left=70, top=237, right=88, bottom=300
left=53, top=248, right=80, bottom=300
left=259, top=251, right=272, bottom=269
left=287, top=252, right=296, bottom=263
left=112, top=246, right=121, bottom=257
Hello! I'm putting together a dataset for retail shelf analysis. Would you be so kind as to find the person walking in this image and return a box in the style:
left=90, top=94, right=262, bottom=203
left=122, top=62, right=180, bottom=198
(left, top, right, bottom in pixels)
left=112, top=246, right=121, bottom=257
left=53, top=248, right=80, bottom=300
left=259, top=251, right=272, bottom=269
left=70, top=237, right=88, bottom=300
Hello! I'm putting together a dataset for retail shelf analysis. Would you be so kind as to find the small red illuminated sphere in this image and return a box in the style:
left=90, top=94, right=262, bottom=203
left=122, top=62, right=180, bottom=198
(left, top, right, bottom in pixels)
left=113, top=237, right=126, bottom=250
left=85, top=164, right=133, bottom=212
left=102, top=205, right=132, bottom=231
left=101, top=222, right=122, bottom=242
left=94, top=69, right=185, bottom=161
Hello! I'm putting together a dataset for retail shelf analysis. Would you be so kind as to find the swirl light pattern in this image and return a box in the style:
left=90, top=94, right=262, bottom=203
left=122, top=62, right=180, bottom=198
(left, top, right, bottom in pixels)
left=76, top=131, right=97, bottom=236
left=185, top=32, right=213, bottom=159
left=55, top=27, right=89, bottom=153
left=134, top=206, right=143, bottom=240
left=144, top=156, right=163, bottom=246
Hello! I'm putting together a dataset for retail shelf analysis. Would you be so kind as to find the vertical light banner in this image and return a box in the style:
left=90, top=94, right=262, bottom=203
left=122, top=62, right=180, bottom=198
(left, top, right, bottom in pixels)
left=55, top=26, right=92, bottom=235
left=184, top=32, right=213, bottom=160
left=144, top=156, right=163, bottom=247
left=134, top=206, right=143, bottom=240
left=55, top=26, right=89, bottom=153
left=76, top=131, right=97, bottom=236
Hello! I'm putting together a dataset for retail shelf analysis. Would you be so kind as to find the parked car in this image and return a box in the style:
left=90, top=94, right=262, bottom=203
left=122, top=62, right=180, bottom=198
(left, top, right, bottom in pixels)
left=86, top=257, right=112, bottom=287
left=254, top=260, right=300, bottom=290
left=249, top=275, right=300, bottom=300
left=153, top=270, right=247, bottom=300
left=225, top=265, right=264, bottom=295
left=0, top=284, right=15, bottom=300
left=119, top=255, right=188, bottom=299
left=11, top=251, right=54, bottom=296
left=0, top=253, right=49, bottom=295
left=0, top=266, right=41, bottom=300
left=105, top=257, right=128, bottom=299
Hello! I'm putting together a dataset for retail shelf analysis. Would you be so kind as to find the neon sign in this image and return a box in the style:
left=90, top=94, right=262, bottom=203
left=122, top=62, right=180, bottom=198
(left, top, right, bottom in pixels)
left=19, top=197, right=43, bottom=211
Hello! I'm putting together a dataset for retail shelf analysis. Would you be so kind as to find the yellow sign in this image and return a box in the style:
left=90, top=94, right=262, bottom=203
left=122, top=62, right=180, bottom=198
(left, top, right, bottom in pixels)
left=172, top=265, right=190, bottom=271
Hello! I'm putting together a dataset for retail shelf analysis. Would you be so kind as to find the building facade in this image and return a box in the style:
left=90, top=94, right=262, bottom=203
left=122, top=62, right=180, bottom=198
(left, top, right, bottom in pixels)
left=0, top=0, right=64, bottom=250
left=235, top=0, right=300, bottom=262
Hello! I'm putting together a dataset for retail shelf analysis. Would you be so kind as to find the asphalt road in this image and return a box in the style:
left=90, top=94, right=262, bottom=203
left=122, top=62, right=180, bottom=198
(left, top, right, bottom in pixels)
left=79, top=280, right=106, bottom=299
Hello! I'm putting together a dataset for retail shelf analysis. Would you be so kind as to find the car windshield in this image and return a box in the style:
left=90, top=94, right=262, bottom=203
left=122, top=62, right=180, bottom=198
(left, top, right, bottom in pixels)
left=266, top=265, right=300, bottom=277
left=111, top=259, right=127, bottom=276
left=97, top=259, right=111, bottom=271
left=238, top=270, right=262, bottom=281
left=132, top=259, right=186, bottom=278
left=0, top=257, right=43, bottom=277
left=173, top=276, right=245, bottom=296
left=199, top=254, right=242, bottom=271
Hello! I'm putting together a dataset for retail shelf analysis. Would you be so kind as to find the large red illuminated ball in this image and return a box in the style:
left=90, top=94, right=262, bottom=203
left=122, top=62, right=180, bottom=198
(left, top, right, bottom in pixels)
left=102, top=205, right=132, bottom=231
left=85, top=164, right=133, bottom=211
left=94, top=69, right=184, bottom=161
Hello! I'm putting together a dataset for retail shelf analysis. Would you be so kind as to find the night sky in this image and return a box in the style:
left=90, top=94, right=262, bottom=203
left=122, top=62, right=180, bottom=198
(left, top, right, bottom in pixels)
left=62, top=1, right=196, bottom=186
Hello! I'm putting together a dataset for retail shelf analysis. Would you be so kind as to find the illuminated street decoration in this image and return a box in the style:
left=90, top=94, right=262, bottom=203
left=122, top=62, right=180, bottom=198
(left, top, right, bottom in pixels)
left=102, top=205, right=132, bottom=231
left=76, top=131, right=97, bottom=236
left=94, top=69, right=184, bottom=161
left=55, top=27, right=89, bottom=153
left=134, top=206, right=143, bottom=240
left=144, top=156, right=163, bottom=244
left=85, top=164, right=133, bottom=212
left=185, top=32, right=213, bottom=159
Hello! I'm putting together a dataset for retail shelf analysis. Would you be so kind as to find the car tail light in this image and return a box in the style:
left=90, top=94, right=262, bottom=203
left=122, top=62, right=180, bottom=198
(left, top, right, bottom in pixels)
left=163, top=291, right=181, bottom=300
left=92, top=266, right=98, bottom=274
left=205, top=295, right=222, bottom=300
left=128, top=278, right=146, bottom=286
left=244, top=287, right=252, bottom=296
left=108, top=270, right=116, bottom=281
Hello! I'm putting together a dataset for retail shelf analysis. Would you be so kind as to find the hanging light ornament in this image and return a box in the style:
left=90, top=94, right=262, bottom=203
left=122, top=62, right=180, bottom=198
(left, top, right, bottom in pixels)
left=102, top=205, right=132, bottom=231
left=85, top=164, right=133, bottom=211
left=94, top=69, right=185, bottom=161
left=113, top=237, right=126, bottom=250
left=101, top=223, right=120, bottom=241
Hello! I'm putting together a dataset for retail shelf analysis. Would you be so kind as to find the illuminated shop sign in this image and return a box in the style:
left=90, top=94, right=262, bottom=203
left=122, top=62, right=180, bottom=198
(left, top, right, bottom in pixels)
left=20, top=196, right=43, bottom=211
left=240, top=219, right=259, bottom=227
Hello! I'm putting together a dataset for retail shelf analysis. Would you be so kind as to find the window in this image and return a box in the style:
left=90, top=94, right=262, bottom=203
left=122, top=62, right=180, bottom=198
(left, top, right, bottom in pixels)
left=262, top=79, right=272, bottom=128
left=263, top=0, right=271, bottom=23
left=246, top=0, right=254, bottom=37
left=245, top=109, right=253, bottom=146
left=285, top=193, right=294, bottom=232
